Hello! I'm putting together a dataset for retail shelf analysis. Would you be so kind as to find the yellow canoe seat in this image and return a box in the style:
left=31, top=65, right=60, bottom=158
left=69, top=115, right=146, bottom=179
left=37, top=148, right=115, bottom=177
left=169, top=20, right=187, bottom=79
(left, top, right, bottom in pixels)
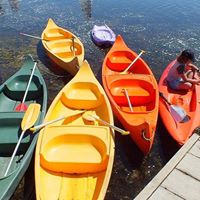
left=43, top=29, right=66, bottom=40
left=61, top=82, right=103, bottom=109
left=40, top=125, right=110, bottom=174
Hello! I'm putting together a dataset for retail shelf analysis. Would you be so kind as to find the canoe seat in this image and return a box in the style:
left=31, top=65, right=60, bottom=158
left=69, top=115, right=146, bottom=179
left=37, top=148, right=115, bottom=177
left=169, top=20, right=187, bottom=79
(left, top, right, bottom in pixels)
left=106, top=51, right=134, bottom=72
left=40, top=125, right=110, bottom=174
left=43, top=29, right=68, bottom=40
left=60, top=82, right=103, bottom=109
left=108, top=76, right=156, bottom=109
left=45, top=39, right=82, bottom=57
left=3, top=76, right=43, bottom=101
left=0, top=112, right=31, bottom=154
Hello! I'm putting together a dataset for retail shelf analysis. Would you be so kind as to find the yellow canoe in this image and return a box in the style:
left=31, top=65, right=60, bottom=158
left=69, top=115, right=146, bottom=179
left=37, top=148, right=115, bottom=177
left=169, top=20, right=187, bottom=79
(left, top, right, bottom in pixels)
left=35, top=60, right=115, bottom=200
left=41, top=18, right=85, bottom=75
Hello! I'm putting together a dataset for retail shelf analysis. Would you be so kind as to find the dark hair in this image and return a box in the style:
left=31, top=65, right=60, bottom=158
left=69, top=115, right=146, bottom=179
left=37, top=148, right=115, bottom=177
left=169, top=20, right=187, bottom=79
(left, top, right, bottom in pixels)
left=180, top=49, right=195, bottom=62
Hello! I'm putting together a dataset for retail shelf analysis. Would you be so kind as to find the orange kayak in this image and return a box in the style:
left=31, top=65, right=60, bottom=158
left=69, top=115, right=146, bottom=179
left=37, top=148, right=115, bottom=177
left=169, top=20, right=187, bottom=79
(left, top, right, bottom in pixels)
left=35, top=60, right=115, bottom=200
left=159, top=60, right=200, bottom=145
left=41, top=18, right=84, bottom=75
left=102, top=35, right=159, bottom=155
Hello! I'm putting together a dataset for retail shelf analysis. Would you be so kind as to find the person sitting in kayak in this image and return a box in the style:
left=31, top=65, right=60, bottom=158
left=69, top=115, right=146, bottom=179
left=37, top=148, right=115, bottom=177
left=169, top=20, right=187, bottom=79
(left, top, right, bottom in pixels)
left=167, top=49, right=200, bottom=90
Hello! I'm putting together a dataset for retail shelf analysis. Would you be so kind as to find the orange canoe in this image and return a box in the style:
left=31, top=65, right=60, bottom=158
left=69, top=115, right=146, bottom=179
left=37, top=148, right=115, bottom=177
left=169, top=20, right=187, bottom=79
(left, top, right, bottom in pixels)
left=41, top=18, right=85, bottom=75
left=159, top=60, right=200, bottom=145
left=35, top=60, right=115, bottom=200
left=102, top=35, right=159, bottom=155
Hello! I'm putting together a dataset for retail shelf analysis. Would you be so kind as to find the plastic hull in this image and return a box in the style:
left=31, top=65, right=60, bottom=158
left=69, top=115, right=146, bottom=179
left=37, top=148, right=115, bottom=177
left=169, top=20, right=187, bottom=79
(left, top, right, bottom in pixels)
left=35, top=60, right=115, bottom=200
left=0, top=55, right=47, bottom=199
left=41, top=18, right=85, bottom=75
left=102, top=35, right=159, bottom=155
left=159, top=60, right=200, bottom=144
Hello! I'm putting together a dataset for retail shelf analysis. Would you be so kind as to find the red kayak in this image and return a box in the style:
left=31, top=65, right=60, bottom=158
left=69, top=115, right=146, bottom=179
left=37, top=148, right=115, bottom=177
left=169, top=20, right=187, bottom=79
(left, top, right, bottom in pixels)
left=102, top=35, right=159, bottom=155
left=159, top=60, right=200, bottom=145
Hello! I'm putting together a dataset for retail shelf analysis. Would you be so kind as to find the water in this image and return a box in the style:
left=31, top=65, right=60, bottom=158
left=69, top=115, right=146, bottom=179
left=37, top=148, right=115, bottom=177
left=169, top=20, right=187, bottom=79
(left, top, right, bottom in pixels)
left=1, top=0, right=200, bottom=199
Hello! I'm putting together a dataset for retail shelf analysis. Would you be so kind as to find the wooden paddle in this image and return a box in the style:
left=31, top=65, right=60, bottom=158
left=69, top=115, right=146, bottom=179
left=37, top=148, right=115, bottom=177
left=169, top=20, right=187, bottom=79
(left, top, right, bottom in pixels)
left=120, top=50, right=145, bottom=74
left=122, top=88, right=133, bottom=112
left=30, top=110, right=86, bottom=132
left=82, top=112, right=130, bottom=135
left=15, top=61, right=37, bottom=111
left=159, top=92, right=190, bottom=122
left=4, top=103, right=41, bottom=177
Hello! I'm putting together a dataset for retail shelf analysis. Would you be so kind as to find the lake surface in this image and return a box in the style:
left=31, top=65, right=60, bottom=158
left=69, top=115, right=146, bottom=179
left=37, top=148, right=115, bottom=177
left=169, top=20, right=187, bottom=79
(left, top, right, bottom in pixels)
left=1, top=0, right=200, bottom=199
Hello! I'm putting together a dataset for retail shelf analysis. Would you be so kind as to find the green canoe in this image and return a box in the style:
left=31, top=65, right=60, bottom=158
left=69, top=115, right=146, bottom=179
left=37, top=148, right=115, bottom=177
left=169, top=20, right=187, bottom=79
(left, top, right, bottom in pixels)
left=0, top=55, right=47, bottom=199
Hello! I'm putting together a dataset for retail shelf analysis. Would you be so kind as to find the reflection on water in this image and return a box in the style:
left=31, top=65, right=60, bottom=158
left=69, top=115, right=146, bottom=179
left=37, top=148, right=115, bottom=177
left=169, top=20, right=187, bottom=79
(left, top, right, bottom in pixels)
left=0, top=0, right=19, bottom=15
left=79, top=0, right=92, bottom=20
left=8, top=0, right=19, bottom=12
left=1, top=0, right=200, bottom=199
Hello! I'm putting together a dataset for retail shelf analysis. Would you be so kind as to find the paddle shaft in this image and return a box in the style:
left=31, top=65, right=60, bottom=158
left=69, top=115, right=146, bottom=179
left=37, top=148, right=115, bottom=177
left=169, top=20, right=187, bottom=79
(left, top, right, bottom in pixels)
left=21, top=62, right=37, bottom=105
left=122, top=89, right=133, bottom=112
left=20, top=33, right=42, bottom=40
left=4, top=130, right=26, bottom=176
left=89, top=115, right=129, bottom=135
left=122, top=50, right=145, bottom=74
left=31, top=116, right=65, bottom=131
left=70, top=36, right=75, bottom=56
left=159, top=92, right=171, bottom=105
left=4, top=103, right=41, bottom=177
left=31, top=110, right=86, bottom=131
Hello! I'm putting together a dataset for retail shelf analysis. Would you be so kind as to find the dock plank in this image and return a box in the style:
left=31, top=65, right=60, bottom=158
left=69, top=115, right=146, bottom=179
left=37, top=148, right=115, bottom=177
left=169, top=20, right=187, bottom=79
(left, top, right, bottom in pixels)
left=134, top=133, right=200, bottom=200
left=161, top=169, right=200, bottom=200
left=148, top=186, right=183, bottom=200
left=189, top=140, right=200, bottom=158
left=176, top=153, right=200, bottom=181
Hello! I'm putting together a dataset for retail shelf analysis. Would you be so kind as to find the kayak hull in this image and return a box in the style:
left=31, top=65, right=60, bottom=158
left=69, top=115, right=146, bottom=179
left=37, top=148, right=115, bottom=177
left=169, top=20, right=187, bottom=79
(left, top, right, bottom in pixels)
left=35, top=60, right=115, bottom=200
left=159, top=60, right=200, bottom=144
left=0, top=55, right=47, bottom=199
left=41, top=18, right=85, bottom=75
left=102, top=35, right=159, bottom=155
left=91, top=25, right=116, bottom=47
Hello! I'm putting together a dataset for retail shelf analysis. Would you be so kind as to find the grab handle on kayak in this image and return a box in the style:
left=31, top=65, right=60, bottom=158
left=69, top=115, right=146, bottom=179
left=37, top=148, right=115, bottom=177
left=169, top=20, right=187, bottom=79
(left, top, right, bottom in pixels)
left=142, top=129, right=154, bottom=142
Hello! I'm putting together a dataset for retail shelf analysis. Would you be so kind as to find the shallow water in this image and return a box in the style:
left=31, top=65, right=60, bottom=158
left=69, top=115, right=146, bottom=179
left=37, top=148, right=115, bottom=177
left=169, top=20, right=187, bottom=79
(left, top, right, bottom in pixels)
left=1, top=0, right=200, bottom=199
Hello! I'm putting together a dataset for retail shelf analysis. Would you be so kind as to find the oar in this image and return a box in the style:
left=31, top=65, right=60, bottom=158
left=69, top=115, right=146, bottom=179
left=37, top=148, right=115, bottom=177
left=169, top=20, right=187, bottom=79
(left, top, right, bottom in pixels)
left=122, top=88, right=133, bottom=112
left=15, top=61, right=37, bottom=111
left=82, top=112, right=130, bottom=135
left=120, top=50, right=145, bottom=74
left=4, top=103, right=41, bottom=177
left=70, top=36, right=75, bottom=56
left=20, top=33, right=42, bottom=40
left=159, top=92, right=190, bottom=122
left=30, top=110, right=86, bottom=132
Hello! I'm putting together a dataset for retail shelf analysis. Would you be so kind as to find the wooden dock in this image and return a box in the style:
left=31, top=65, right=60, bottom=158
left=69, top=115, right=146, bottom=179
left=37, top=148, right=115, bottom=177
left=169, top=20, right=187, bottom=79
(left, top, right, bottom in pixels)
left=134, top=132, right=200, bottom=200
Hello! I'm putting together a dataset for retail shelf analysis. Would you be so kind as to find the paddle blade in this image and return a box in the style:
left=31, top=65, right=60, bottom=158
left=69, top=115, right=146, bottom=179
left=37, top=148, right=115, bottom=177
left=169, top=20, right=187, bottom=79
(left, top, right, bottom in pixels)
left=170, top=105, right=187, bottom=122
left=21, top=103, right=41, bottom=131
left=15, top=103, right=28, bottom=112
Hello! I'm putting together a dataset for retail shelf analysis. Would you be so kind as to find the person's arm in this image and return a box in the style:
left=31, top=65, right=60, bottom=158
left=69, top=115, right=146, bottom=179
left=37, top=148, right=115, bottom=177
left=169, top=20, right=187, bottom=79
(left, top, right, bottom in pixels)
left=182, top=71, right=200, bottom=84
left=188, top=63, right=200, bottom=72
